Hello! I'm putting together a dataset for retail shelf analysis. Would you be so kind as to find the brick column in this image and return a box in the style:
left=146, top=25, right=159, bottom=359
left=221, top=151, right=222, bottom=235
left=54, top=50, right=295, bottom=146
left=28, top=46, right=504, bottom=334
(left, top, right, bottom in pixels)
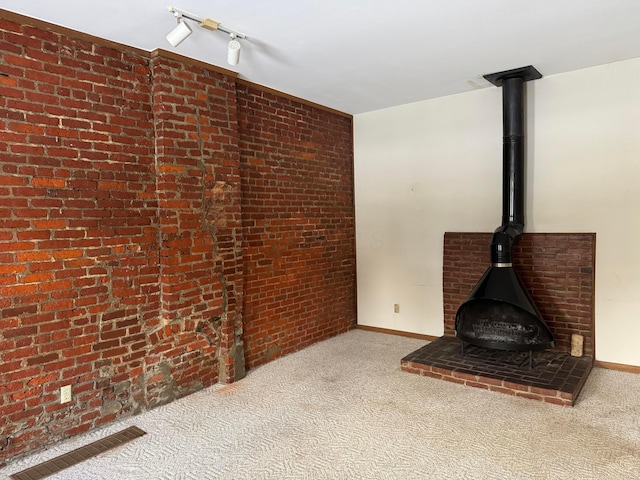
left=148, top=54, right=244, bottom=400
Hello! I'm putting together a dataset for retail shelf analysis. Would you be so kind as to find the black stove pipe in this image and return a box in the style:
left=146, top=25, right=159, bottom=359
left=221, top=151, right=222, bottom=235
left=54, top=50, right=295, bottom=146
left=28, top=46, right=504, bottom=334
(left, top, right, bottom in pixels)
left=490, top=76, right=525, bottom=265
left=484, top=66, right=541, bottom=265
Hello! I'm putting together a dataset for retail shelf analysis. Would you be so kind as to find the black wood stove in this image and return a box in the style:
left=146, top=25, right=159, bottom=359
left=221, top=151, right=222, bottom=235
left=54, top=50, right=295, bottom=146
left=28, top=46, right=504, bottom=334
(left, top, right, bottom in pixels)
left=455, top=66, right=554, bottom=364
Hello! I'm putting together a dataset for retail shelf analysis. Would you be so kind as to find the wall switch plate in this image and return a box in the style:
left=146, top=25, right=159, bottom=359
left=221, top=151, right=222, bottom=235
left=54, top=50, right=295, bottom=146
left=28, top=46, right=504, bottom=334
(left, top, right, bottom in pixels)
left=60, top=385, right=72, bottom=404
left=394, top=304, right=400, bottom=314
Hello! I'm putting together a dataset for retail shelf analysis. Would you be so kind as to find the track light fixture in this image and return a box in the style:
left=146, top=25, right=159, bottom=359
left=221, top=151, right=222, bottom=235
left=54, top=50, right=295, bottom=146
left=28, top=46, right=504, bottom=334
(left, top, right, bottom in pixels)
left=227, top=33, right=241, bottom=66
left=166, top=7, right=247, bottom=66
left=166, top=18, right=192, bottom=47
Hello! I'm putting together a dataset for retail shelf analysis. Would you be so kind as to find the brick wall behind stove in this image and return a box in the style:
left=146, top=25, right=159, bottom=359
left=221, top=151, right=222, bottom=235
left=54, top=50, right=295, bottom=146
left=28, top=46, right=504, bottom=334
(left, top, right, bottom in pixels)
left=443, top=233, right=595, bottom=356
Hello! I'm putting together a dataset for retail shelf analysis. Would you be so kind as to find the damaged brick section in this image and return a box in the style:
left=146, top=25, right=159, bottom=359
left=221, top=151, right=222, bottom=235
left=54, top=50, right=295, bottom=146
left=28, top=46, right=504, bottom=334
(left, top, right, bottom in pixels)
left=147, top=55, right=245, bottom=410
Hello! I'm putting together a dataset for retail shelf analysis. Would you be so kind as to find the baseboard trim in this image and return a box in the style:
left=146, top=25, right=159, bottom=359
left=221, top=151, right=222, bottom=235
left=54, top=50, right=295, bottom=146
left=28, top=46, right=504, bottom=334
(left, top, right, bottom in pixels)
left=595, top=360, right=640, bottom=374
left=356, top=325, right=438, bottom=342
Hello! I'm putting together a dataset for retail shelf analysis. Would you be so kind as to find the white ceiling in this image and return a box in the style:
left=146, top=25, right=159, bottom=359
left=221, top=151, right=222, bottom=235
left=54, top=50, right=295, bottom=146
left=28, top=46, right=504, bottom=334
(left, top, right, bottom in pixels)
left=1, top=1, right=640, bottom=114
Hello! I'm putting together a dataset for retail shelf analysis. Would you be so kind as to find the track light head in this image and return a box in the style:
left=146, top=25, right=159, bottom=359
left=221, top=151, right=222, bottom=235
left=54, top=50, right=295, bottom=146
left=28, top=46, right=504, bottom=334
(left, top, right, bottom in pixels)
left=227, top=34, right=241, bottom=66
left=166, top=19, right=192, bottom=47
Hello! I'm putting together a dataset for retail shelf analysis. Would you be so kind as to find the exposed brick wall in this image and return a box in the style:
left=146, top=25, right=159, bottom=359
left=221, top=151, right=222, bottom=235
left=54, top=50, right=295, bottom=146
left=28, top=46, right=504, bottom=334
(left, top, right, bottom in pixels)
left=443, top=233, right=595, bottom=356
left=0, top=13, right=355, bottom=465
left=0, top=18, right=160, bottom=462
left=237, top=83, right=356, bottom=369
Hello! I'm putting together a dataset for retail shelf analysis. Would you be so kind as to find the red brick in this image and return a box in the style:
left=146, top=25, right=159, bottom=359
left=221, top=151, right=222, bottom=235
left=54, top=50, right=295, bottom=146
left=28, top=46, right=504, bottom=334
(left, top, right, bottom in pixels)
left=531, top=386, right=559, bottom=397
left=452, top=371, right=478, bottom=382
left=32, top=178, right=66, bottom=188
left=0, top=175, right=26, bottom=186
left=27, top=372, right=59, bottom=386
left=504, top=381, right=531, bottom=392
left=543, top=396, right=572, bottom=406
left=0, top=264, right=26, bottom=274
left=0, top=284, right=37, bottom=296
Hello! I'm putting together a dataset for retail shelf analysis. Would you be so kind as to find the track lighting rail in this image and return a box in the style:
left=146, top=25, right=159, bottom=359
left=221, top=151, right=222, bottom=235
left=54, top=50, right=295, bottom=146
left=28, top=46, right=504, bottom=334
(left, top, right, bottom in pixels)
left=168, top=6, right=246, bottom=39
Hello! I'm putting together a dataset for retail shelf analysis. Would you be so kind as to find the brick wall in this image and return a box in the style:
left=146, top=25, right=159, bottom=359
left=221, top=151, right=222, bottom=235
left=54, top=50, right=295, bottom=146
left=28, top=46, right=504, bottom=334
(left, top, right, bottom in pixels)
left=0, top=13, right=355, bottom=465
left=443, top=233, right=595, bottom=356
left=0, top=19, right=161, bottom=461
left=237, top=82, right=356, bottom=369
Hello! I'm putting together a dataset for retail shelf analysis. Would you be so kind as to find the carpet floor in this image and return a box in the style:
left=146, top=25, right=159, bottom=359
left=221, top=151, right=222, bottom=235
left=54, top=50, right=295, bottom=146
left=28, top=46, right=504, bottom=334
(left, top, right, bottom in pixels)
left=2, top=330, right=639, bottom=479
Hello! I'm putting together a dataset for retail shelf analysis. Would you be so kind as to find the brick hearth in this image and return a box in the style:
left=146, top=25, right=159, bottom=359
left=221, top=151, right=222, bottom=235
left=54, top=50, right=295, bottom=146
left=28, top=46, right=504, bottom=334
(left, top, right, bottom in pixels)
left=402, top=336, right=592, bottom=406
left=402, top=232, right=596, bottom=406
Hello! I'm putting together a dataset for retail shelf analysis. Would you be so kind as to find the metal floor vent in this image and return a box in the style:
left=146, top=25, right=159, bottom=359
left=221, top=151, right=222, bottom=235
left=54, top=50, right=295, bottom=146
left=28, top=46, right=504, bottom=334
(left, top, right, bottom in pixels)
left=10, top=426, right=146, bottom=480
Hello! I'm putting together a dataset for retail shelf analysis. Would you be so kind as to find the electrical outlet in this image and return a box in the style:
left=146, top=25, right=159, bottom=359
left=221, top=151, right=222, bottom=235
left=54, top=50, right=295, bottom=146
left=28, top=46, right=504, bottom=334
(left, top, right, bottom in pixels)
left=60, top=385, right=72, bottom=404
left=394, top=303, right=400, bottom=314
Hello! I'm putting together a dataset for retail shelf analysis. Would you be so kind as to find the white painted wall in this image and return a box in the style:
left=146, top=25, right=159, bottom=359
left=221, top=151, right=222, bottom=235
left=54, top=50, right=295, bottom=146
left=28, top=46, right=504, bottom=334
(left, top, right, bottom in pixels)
left=354, top=57, right=640, bottom=366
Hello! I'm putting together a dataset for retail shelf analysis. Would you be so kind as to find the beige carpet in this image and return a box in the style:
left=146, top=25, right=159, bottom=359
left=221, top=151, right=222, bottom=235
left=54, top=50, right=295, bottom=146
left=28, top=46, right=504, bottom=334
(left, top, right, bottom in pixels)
left=2, top=329, right=639, bottom=479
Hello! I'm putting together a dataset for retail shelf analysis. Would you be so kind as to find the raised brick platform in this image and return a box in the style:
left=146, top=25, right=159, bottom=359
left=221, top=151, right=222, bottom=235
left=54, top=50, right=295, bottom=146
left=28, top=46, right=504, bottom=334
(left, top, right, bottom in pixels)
left=401, top=336, right=593, bottom=406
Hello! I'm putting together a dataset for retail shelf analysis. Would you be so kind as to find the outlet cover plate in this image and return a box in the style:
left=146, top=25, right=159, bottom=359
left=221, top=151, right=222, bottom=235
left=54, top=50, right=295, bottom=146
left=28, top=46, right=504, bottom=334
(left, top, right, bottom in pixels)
left=60, top=385, right=72, bottom=404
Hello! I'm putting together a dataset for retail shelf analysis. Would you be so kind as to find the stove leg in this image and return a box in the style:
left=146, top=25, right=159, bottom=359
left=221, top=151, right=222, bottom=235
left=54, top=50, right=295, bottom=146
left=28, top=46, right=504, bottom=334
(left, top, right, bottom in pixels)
left=461, top=341, right=465, bottom=357
left=529, top=350, right=533, bottom=369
